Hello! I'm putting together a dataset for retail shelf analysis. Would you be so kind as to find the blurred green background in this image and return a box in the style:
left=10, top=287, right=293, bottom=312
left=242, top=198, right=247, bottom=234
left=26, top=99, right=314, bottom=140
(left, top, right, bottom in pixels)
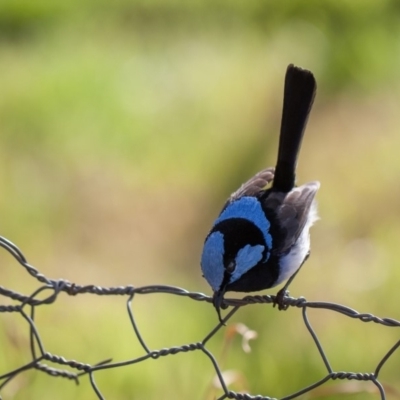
left=1, top=0, right=400, bottom=399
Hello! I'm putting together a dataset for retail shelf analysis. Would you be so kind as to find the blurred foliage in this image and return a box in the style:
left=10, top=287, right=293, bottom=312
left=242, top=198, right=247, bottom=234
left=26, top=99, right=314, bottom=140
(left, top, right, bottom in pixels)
left=1, top=1, right=400, bottom=399
left=1, top=0, right=400, bottom=91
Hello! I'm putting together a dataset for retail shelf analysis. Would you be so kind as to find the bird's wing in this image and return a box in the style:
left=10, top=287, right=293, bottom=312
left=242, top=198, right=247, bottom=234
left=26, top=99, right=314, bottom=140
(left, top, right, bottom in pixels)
left=263, top=181, right=320, bottom=254
left=228, top=167, right=275, bottom=202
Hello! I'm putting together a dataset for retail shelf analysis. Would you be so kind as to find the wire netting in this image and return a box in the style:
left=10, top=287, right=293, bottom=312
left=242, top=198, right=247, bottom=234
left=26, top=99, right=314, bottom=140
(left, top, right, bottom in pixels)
left=0, top=235, right=399, bottom=400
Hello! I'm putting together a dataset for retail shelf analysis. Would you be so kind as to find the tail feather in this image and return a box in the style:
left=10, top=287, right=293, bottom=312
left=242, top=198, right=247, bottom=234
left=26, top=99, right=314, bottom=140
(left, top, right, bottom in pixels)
left=272, top=64, right=317, bottom=192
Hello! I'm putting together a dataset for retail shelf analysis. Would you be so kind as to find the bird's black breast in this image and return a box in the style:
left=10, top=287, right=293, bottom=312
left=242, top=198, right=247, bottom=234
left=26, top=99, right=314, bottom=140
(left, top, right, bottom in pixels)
left=225, top=252, right=281, bottom=292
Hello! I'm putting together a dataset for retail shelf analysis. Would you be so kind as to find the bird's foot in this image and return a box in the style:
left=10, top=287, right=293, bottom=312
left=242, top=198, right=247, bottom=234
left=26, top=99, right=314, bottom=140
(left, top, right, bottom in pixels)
left=273, top=288, right=290, bottom=310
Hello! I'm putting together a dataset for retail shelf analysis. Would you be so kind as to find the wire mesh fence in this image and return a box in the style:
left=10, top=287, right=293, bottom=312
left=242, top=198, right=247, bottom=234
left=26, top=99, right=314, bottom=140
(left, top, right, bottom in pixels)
left=0, top=235, right=399, bottom=400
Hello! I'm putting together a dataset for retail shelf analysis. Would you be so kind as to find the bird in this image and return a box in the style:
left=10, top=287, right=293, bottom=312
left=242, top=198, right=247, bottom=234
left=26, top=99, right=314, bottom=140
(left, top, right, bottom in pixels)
left=201, top=64, right=319, bottom=323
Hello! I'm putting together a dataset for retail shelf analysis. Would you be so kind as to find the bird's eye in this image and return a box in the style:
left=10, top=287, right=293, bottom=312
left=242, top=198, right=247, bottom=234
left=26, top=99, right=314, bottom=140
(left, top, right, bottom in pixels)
left=226, top=261, right=236, bottom=273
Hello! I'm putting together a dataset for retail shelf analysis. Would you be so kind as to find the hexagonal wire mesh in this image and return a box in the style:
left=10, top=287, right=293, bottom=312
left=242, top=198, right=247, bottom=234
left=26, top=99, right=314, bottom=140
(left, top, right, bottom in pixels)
left=0, top=236, right=399, bottom=400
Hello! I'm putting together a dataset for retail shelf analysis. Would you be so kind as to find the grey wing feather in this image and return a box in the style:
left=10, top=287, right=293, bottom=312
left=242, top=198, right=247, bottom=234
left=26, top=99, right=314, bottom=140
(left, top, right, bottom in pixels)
left=229, top=167, right=275, bottom=202
left=264, top=181, right=320, bottom=254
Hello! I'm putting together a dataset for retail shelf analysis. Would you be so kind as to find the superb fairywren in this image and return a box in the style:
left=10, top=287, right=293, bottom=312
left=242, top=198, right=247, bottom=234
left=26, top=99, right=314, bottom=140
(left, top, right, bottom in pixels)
left=201, top=64, right=319, bottom=322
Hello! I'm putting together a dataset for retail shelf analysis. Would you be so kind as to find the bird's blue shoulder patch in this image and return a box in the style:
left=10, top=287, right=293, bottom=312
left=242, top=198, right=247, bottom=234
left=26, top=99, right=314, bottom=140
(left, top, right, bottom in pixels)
left=215, top=196, right=272, bottom=249
left=230, top=244, right=265, bottom=284
left=201, top=231, right=225, bottom=291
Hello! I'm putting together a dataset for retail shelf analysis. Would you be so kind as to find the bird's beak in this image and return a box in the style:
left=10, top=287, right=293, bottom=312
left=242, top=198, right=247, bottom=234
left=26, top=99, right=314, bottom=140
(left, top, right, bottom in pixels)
left=212, top=287, right=226, bottom=324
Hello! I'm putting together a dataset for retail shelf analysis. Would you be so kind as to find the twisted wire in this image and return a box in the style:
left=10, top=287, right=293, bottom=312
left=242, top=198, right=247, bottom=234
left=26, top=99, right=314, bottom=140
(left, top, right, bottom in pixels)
left=0, top=236, right=398, bottom=400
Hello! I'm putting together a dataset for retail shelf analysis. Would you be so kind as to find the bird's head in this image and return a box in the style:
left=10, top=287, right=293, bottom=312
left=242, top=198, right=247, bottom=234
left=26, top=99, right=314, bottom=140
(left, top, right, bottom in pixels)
left=201, top=218, right=267, bottom=323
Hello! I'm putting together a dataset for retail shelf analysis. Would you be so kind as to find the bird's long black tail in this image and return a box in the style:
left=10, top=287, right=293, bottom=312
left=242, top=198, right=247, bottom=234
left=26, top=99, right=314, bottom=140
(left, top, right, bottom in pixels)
left=272, top=64, right=317, bottom=192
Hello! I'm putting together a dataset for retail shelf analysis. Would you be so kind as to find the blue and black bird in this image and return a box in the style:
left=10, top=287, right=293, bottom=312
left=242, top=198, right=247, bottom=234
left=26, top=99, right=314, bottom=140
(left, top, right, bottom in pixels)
left=201, top=64, right=319, bottom=322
